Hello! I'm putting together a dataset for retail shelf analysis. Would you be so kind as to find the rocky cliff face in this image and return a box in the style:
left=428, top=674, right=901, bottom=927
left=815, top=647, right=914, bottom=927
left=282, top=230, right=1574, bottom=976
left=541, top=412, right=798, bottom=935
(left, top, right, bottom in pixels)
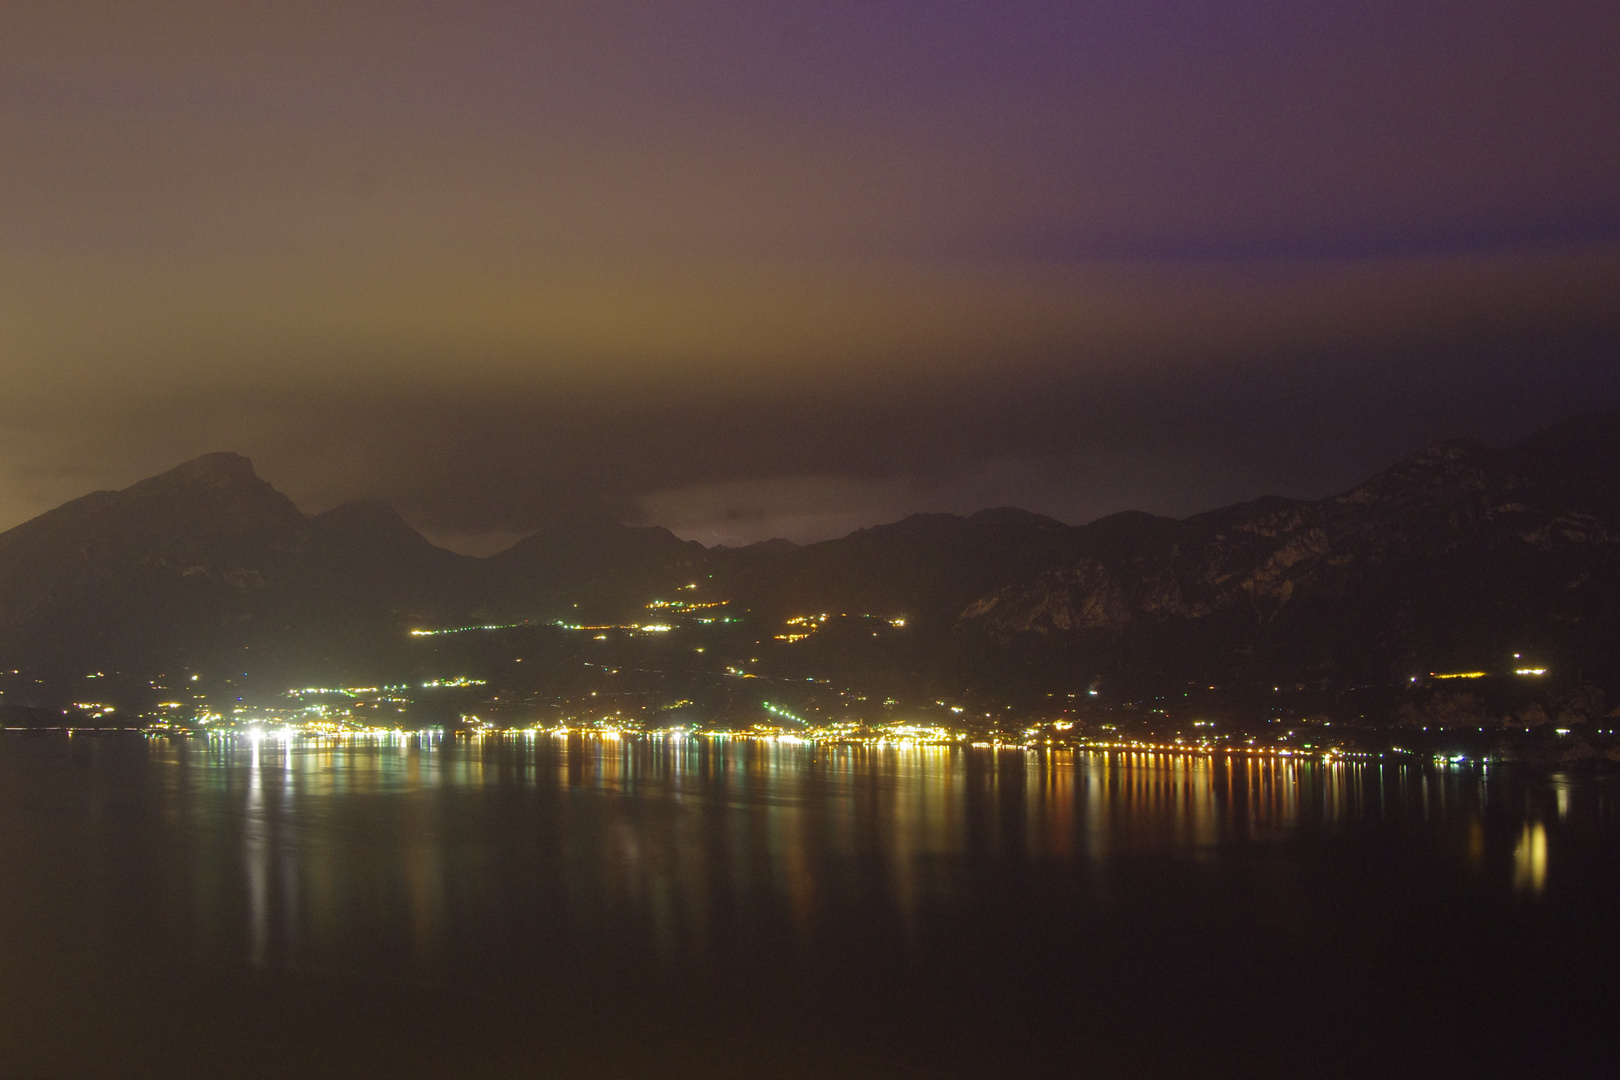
left=954, top=417, right=1620, bottom=689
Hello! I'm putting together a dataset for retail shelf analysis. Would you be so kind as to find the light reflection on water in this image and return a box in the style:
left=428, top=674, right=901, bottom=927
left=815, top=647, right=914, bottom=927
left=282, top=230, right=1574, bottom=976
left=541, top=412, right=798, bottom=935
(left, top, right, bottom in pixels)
left=3, top=732, right=1618, bottom=1078
left=1514, top=820, right=1549, bottom=894
left=134, top=734, right=1594, bottom=976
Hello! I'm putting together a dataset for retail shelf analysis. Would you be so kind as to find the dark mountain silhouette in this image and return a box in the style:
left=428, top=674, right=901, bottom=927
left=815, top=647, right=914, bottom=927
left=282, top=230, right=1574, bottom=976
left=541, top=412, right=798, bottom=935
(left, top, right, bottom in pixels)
left=718, top=507, right=1083, bottom=628
left=0, top=453, right=471, bottom=676
left=0, top=452, right=311, bottom=671
left=955, top=413, right=1620, bottom=692
left=315, top=500, right=480, bottom=619
left=481, top=520, right=708, bottom=621
left=1, top=412, right=1618, bottom=708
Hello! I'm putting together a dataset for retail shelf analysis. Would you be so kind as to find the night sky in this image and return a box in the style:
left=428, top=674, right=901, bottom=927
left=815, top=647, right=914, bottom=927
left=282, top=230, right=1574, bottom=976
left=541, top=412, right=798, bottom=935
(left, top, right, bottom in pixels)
left=3, top=2, right=1617, bottom=552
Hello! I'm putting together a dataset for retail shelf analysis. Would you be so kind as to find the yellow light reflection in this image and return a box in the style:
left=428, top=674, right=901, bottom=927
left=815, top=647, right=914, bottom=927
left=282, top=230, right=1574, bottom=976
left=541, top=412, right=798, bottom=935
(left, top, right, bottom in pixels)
left=1513, top=822, right=1548, bottom=896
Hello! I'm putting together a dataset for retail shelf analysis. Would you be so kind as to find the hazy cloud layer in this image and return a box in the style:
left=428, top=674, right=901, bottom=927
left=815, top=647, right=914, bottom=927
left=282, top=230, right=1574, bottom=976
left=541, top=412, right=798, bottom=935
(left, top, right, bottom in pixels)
left=1, top=2, right=1616, bottom=550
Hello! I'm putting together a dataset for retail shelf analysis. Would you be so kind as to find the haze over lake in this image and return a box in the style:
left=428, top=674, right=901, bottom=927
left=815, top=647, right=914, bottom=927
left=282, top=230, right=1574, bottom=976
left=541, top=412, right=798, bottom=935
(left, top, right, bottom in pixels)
left=1, top=732, right=1613, bottom=1078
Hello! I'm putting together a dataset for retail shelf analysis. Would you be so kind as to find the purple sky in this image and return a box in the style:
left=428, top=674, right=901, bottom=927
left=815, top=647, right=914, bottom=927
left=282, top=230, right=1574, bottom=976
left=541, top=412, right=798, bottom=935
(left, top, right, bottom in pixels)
left=2, top=1, right=1617, bottom=551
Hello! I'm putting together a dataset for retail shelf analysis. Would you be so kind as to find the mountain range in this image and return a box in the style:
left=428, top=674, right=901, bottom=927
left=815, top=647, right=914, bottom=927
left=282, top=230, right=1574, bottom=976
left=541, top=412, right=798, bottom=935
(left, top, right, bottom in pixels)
left=2, top=412, right=1619, bottom=712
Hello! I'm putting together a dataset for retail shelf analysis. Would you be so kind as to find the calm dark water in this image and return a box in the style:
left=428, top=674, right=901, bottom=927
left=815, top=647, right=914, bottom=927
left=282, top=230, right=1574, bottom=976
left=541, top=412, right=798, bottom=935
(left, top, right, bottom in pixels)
left=0, top=733, right=1616, bottom=1079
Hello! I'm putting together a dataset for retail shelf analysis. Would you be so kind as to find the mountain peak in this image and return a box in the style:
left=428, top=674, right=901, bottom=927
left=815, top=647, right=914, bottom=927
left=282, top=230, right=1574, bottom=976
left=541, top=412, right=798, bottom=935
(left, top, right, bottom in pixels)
left=108, top=450, right=304, bottom=537
left=317, top=500, right=435, bottom=551
left=968, top=507, right=1069, bottom=529
left=164, top=452, right=260, bottom=486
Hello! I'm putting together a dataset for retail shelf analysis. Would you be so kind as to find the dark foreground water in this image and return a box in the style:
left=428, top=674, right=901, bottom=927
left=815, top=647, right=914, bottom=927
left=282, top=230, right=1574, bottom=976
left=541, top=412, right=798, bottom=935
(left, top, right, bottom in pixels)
left=0, top=733, right=1616, bottom=1079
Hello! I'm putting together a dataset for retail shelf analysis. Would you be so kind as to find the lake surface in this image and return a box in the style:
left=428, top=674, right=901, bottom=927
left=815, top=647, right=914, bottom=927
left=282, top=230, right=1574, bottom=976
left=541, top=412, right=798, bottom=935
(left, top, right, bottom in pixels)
left=0, top=732, right=1616, bottom=1078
